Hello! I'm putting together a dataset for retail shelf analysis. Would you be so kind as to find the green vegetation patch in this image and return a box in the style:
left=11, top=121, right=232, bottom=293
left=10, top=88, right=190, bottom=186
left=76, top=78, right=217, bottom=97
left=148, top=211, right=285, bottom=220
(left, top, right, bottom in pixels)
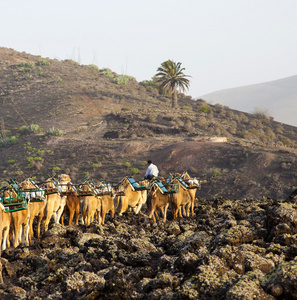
left=113, top=75, right=136, bottom=85
left=46, top=127, right=64, bottom=136
left=101, top=68, right=114, bottom=78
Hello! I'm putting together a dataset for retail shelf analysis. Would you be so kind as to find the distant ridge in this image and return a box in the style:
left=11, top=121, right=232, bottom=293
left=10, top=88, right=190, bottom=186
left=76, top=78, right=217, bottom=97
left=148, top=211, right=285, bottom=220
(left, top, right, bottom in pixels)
left=200, top=75, right=297, bottom=127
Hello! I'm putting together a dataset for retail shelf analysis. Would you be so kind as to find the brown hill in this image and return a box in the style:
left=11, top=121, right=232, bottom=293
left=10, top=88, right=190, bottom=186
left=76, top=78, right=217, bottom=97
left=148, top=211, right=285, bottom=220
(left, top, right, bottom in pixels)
left=1, top=47, right=297, bottom=199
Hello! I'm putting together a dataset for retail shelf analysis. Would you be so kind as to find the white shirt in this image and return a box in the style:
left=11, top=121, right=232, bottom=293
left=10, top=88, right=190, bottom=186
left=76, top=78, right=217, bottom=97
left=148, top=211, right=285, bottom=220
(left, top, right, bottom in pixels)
left=145, top=163, right=159, bottom=177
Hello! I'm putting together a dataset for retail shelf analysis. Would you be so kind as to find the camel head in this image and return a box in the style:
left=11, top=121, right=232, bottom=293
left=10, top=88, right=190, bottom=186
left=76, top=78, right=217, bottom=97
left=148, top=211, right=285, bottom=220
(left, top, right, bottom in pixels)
left=43, top=178, right=57, bottom=190
left=19, top=178, right=36, bottom=190
left=3, top=187, right=17, bottom=198
left=58, top=174, right=71, bottom=183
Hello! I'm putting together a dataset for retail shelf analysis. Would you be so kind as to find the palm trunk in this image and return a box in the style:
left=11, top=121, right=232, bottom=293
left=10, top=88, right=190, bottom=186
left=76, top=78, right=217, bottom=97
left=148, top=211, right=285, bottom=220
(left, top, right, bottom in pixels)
left=172, top=88, right=178, bottom=109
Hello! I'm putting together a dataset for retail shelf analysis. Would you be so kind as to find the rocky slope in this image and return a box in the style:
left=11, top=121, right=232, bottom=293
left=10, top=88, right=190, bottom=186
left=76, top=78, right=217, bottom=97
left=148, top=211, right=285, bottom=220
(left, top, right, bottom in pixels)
left=1, top=194, right=297, bottom=299
left=1, top=47, right=297, bottom=200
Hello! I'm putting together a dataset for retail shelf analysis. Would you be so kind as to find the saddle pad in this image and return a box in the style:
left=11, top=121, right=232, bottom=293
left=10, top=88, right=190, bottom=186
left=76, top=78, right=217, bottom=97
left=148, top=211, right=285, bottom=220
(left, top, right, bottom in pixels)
left=127, top=177, right=140, bottom=190
left=30, top=179, right=40, bottom=189
left=178, top=178, right=189, bottom=189
left=69, top=182, right=77, bottom=192
left=155, top=180, right=168, bottom=194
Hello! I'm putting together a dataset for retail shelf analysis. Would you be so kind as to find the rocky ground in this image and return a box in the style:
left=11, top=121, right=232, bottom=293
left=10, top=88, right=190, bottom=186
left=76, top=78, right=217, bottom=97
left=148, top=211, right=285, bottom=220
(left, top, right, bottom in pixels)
left=1, top=194, right=297, bottom=299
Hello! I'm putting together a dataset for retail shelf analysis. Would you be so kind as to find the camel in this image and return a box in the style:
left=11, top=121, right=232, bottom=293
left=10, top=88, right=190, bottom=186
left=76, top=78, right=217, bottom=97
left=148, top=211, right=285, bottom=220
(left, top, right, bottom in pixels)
left=181, top=171, right=204, bottom=216
left=138, top=180, right=148, bottom=212
left=11, top=208, right=30, bottom=248
left=116, top=177, right=147, bottom=216
left=78, top=180, right=101, bottom=225
left=60, top=175, right=80, bottom=226
left=0, top=202, right=11, bottom=253
left=2, top=187, right=30, bottom=248
left=19, top=178, right=46, bottom=244
left=94, top=182, right=115, bottom=225
left=169, top=176, right=192, bottom=219
left=41, top=178, right=65, bottom=232
left=147, top=182, right=172, bottom=223
left=100, top=193, right=115, bottom=225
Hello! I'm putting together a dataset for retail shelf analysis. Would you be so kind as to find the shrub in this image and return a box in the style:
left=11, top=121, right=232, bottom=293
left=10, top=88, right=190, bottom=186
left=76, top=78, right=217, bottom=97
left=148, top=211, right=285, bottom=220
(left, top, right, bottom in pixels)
left=123, top=161, right=131, bottom=167
left=182, top=104, right=192, bottom=111
left=199, top=104, right=212, bottom=114
left=88, top=64, right=99, bottom=71
left=91, top=163, right=99, bottom=168
left=46, top=127, right=64, bottom=136
left=27, top=124, right=43, bottom=133
left=36, top=60, right=50, bottom=66
left=252, top=106, right=271, bottom=120
left=131, top=168, right=139, bottom=174
left=213, top=169, right=222, bottom=177
left=1, top=130, right=12, bottom=137
left=19, top=125, right=27, bottom=133
left=275, top=124, right=284, bottom=134
left=52, top=166, right=60, bottom=172
left=0, top=135, right=18, bottom=148
left=36, top=150, right=45, bottom=156
left=101, top=68, right=114, bottom=78
left=196, top=116, right=208, bottom=128
left=20, top=61, right=34, bottom=68
left=113, top=75, right=136, bottom=85
left=34, top=156, right=43, bottom=161
left=140, top=80, right=161, bottom=93
left=8, top=159, right=15, bottom=164
left=26, top=156, right=34, bottom=163
left=280, top=137, right=295, bottom=147
left=238, top=113, right=249, bottom=123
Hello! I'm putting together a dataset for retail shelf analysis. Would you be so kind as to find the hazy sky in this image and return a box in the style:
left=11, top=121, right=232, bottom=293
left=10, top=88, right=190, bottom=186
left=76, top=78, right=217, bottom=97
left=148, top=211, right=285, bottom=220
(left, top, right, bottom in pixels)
left=1, top=0, right=297, bottom=98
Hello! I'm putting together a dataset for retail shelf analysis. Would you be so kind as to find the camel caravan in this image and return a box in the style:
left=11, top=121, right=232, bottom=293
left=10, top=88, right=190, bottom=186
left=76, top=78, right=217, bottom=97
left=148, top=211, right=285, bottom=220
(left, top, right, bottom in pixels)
left=0, top=171, right=205, bottom=253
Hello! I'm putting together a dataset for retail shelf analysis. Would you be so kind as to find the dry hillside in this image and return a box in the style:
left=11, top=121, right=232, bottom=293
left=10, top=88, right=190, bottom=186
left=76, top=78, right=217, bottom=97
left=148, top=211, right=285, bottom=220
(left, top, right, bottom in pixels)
left=1, top=47, right=297, bottom=199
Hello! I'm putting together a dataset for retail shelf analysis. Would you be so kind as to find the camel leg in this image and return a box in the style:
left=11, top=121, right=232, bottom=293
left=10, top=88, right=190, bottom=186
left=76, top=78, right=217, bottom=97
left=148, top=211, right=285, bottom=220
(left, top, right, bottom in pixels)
left=13, top=226, right=20, bottom=248
left=28, top=218, right=34, bottom=245
left=101, top=211, right=106, bottom=225
left=2, top=227, right=9, bottom=251
left=56, top=207, right=63, bottom=224
left=163, top=204, right=169, bottom=222
left=111, top=207, right=115, bottom=219
left=186, top=203, right=191, bottom=217
left=118, top=196, right=127, bottom=216
left=68, top=209, right=75, bottom=226
left=18, top=225, right=23, bottom=247
left=173, top=207, right=178, bottom=219
left=60, top=210, right=65, bottom=226
left=149, top=208, right=156, bottom=223
left=37, top=215, right=43, bottom=238
left=43, top=216, right=50, bottom=232
left=135, top=204, right=142, bottom=214
left=7, top=228, right=11, bottom=248
left=178, top=207, right=183, bottom=218
left=75, top=208, right=80, bottom=225
left=23, top=221, right=30, bottom=246
left=191, top=200, right=195, bottom=216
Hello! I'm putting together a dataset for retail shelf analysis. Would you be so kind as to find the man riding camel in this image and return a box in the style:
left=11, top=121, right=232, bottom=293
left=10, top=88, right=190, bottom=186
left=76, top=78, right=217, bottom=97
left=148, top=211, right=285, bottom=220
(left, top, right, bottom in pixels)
left=144, top=160, right=159, bottom=180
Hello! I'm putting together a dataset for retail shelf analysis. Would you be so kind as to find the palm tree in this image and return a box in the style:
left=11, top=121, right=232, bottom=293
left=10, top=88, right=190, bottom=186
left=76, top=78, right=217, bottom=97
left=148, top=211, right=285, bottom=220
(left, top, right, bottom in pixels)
left=155, top=60, right=191, bottom=109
